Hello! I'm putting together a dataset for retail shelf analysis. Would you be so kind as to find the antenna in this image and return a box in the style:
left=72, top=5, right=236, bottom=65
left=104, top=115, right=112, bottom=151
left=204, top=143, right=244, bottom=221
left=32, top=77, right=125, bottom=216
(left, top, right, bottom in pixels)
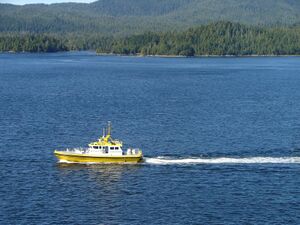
left=107, top=121, right=112, bottom=136
left=102, top=127, right=105, bottom=137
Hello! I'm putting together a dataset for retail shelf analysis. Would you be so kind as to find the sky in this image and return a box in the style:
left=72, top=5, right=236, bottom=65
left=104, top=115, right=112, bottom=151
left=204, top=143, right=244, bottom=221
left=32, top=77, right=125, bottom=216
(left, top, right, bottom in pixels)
left=0, top=0, right=95, bottom=4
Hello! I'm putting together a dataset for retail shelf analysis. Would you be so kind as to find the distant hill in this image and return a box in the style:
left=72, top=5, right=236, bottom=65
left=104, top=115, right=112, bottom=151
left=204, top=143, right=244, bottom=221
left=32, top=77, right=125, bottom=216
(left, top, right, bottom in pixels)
left=1, top=0, right=300, bottom=35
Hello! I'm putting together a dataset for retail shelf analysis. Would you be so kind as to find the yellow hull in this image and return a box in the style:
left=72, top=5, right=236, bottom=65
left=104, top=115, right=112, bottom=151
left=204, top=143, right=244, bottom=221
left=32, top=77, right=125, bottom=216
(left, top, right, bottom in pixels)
left=54, top=150, right=143, bottom=164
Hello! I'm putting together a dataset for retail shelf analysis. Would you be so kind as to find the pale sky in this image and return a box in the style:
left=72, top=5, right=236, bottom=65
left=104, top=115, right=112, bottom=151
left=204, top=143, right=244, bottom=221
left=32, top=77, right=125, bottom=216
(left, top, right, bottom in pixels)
left=0, top=0, right=95, bottom=4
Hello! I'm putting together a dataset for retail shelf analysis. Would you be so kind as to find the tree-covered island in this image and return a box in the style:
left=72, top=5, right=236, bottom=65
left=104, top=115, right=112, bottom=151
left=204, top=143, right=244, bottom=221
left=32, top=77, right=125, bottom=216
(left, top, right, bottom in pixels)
left=1, top=22, right=300, bottom=56
left=96, top=22, right=300, bottom=56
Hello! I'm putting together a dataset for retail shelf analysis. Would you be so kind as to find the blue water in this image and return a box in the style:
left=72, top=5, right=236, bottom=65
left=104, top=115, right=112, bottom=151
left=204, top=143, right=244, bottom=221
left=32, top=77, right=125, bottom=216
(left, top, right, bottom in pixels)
left=1, top=52, right=300, bottom=224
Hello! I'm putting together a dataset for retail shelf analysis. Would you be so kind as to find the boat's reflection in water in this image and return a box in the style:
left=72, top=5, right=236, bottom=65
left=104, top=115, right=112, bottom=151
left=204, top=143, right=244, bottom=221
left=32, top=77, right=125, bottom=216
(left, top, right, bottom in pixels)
left=56, top=162, right=142, bottom=188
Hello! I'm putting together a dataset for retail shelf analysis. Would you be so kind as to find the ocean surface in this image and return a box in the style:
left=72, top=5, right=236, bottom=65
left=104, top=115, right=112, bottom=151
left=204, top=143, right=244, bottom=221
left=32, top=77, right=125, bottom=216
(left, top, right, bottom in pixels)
left=1, top=52, right=300, bottom=224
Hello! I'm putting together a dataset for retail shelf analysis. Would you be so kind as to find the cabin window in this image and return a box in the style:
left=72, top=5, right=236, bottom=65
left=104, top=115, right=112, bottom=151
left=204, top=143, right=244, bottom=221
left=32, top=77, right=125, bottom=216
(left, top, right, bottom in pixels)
left=110, top=147, right=114, bottom=150
left=115, top=147, right=119, bottom=150
left=93, top=146, right=98, bottom=149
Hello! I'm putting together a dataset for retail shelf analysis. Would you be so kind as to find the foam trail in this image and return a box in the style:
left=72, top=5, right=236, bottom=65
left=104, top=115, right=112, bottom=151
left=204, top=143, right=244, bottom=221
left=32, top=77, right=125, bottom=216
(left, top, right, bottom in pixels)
left=144, top=157, right=300, bottom=165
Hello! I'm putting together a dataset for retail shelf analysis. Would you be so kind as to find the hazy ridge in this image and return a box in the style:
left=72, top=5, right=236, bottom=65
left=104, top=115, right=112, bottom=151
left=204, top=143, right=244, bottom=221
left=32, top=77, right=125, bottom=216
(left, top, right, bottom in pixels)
left=1, top=0, right=300, bottom=35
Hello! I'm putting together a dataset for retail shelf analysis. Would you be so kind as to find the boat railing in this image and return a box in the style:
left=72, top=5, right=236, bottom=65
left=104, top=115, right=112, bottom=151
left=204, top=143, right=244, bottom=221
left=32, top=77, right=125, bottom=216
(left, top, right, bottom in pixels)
left=126, top=148, right=142, bottom=155
left=65, top=148, right=87, bottom=153
left=111, top=139, right=123, bottom=145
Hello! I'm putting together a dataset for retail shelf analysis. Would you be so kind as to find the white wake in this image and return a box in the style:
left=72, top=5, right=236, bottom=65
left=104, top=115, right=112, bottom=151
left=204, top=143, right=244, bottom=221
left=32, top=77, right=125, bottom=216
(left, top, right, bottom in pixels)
left=144, top=156, right=300, bottom=165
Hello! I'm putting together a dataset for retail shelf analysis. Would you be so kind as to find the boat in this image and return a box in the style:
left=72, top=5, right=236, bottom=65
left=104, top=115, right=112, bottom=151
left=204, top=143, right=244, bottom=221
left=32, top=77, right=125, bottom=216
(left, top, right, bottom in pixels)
left=54, top=122, right=143, bottom=163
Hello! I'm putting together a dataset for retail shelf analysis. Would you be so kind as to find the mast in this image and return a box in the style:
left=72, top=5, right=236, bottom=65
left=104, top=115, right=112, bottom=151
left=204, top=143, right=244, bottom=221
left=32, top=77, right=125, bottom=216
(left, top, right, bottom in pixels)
left=102, top=127, right=105, bottom=137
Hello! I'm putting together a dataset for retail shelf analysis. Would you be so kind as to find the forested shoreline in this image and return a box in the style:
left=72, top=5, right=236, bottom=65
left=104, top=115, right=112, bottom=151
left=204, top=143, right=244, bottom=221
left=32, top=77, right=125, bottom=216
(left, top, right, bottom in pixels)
left=97, top=22, right=300, bottom=56
left=0, top=33, right=110, bottom=53
left=0, top=34, right=68, bottom=52
left=1, top=22, right=300, bottom=56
